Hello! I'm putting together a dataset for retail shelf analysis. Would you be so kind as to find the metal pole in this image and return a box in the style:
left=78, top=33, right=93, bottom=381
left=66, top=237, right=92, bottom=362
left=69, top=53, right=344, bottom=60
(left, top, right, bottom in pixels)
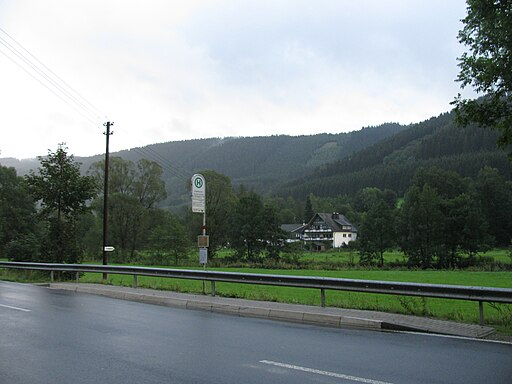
left=202, top=211, right=206, bottom=294
left=102, top=121, right=113, bottom=280
left=202, top=265, right=206, bottom=294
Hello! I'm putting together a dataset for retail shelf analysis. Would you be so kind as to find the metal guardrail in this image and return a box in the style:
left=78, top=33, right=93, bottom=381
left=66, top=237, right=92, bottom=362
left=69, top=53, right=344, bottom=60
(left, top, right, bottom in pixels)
left=2, top=261, right=512, bottom=324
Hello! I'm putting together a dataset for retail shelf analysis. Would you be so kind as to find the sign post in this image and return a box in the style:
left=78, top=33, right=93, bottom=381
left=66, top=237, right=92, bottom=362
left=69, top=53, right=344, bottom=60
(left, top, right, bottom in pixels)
left=191, top=174, right=208, bottom=293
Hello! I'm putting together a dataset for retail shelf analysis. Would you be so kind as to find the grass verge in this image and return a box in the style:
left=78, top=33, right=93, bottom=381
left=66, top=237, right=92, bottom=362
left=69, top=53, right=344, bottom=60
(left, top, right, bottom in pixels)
left=78, top=267, right=512, bottom=335
left=0, top=269, right=51, bottom=283
left=2, top=262, right=511, bottom=335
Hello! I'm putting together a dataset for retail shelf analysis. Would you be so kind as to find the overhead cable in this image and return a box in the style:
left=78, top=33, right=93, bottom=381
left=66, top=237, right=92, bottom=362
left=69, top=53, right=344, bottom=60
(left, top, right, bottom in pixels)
left=0, top=28, right=103, bottom=124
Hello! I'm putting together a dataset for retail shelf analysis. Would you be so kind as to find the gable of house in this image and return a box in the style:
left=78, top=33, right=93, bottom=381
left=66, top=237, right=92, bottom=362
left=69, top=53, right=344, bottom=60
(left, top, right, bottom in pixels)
left=304, top=213, right=357, bottom=248
left=307, top=213, right=357, bottom=233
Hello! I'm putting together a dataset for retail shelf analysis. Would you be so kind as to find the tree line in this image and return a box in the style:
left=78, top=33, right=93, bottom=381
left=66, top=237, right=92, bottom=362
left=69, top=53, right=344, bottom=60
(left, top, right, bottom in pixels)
left=1, top=144, right=511, bottom=270
left=355, top=166, right=512, bottom=268
left=0, top=146, right=285, bottom=266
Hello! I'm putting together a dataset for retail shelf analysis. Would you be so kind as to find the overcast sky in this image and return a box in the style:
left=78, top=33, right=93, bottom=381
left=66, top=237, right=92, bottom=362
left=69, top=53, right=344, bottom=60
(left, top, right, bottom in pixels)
left=0, top=0, right=473, bottom=160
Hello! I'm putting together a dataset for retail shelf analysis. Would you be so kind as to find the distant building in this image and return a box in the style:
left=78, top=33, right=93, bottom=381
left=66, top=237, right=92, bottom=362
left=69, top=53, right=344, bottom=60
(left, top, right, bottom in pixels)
left=280, top=223, right=307, bottom=243
left=281, top=213, right=357, bottom=250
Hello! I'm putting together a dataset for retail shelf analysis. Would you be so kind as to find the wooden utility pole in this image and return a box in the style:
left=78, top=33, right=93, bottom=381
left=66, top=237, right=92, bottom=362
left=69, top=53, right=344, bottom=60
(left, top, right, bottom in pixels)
left=102, top=121, right=113, bottom=280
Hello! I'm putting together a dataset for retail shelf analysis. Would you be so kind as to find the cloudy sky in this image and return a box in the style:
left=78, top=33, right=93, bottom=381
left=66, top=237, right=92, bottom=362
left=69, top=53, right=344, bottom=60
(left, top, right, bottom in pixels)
left=0, top=0, right=473, bottom=160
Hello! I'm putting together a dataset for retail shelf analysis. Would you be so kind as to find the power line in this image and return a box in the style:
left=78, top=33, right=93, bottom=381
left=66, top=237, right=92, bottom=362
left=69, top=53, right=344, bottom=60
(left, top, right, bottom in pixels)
left=0, top=34, right=100, bottom=121
left=0, top=47, right=98, bottom=126
left=0, top=28, right=104, bottom=124
left=140, top=145, right=190, bottom=180
left=0, top=27, right=193, bottom=183
left=130, top=146, right=190, bottom=183
left=0, top=28, right=104, bottom=119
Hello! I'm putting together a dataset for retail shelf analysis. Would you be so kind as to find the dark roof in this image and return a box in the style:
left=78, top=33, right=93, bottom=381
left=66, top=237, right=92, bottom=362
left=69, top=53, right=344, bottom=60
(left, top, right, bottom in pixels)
left=308, top=213, right=357, bottom=233
left=280, top=224, right=307, bottom=233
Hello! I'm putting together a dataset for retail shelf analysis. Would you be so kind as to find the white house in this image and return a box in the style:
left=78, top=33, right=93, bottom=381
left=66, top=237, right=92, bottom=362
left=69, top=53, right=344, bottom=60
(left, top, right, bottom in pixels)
left=281, top=212, right=357, bottom=250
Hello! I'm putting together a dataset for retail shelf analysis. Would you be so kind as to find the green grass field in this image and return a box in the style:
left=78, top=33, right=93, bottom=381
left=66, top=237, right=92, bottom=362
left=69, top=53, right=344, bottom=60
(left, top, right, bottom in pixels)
left=210, top=248, right=511, bottom=266
left=296, top=248, right=511, bottom=265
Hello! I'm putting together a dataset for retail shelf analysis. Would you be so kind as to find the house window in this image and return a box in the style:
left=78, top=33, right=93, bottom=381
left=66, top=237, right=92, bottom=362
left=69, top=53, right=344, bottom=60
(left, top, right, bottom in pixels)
left=348, top=234, right=352, bottom=238
left=343, top=234, right=346, bottom=237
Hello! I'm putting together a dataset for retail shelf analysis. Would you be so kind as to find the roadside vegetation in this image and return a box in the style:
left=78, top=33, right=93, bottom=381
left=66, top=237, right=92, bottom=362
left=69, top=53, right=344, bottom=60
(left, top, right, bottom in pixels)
left=2, top=247, right=511, bottom=334
left=76, top=264, right=512, bottom=334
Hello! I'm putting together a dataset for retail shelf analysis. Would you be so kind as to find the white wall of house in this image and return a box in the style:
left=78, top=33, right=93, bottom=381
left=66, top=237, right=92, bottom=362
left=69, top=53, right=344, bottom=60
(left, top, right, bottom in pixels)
left=333, top=232, right=357, bottom=247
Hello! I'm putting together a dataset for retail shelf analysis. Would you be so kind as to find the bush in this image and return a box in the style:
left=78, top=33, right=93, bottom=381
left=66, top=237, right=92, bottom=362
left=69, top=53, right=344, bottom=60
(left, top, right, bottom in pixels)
left=6, top=234, right=39, bottom=262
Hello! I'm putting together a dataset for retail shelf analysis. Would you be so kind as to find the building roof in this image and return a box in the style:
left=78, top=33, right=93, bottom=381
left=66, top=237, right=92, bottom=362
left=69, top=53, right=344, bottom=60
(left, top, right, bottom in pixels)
left=280, top=223, right=307, bottom=233
left=308, top=213, right=358, bottom=233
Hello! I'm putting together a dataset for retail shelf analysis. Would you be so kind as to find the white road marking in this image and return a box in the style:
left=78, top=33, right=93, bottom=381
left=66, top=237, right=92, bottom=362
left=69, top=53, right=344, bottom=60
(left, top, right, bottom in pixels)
left=0, top=303, right=31, bottom=312
left=385, top=329, right=512, bottom=346
left=260, top=360, right=394, bottom=384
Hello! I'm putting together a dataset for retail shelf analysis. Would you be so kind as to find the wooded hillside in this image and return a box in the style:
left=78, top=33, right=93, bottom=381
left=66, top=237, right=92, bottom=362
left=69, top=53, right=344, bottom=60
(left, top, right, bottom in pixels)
left=1, top=122, right=406, bottom=207
left=279, top=111, right=512, bottom=199
left=2, top=109, right=511, bottom=208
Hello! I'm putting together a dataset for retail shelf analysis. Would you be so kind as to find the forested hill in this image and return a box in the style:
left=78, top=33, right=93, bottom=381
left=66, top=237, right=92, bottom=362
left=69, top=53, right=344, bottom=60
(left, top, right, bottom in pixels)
left=4, top=110, right=510, bottom=207
left=121, top=123, right=407, bottom=205
left=278, top=111, right=512, bottom=199
left=0, top=122, right=405, bottom=206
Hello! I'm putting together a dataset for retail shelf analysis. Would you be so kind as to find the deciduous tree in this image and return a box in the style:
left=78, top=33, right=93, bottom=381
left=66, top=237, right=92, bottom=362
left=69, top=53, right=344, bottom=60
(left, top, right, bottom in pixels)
left=25, top=145, right=96, bottom=263
left=89, top=157, right=167, bottom=259
left=453, top=0, right=512, bottom=156
left=202, top=170, right=236, bottom=256
left=0, top=166, right=38, bottom=260
left=475, top=166, right=512, bottom=246
left=229, top=191, right=284, bottom=261
left=399, top=185, right=443, bottom=268
left=148, top=211, right=189, bottom=265
left=358, top=196, right=396, bottom=266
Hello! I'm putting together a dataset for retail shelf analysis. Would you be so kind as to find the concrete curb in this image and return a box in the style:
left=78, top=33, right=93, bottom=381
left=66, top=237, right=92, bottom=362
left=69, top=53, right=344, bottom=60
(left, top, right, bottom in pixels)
left=49, top=283, right=382, bottom=331
left=47, top=283, right=497, bottom=338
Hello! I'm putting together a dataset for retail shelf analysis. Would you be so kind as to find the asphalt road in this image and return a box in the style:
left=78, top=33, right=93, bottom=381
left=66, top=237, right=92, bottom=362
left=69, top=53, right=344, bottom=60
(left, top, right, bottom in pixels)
left=1, top=281, right=511, bottom=384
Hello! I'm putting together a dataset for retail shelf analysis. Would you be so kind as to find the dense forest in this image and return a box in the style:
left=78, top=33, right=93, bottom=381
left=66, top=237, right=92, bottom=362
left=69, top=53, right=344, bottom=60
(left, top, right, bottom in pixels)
left=279, top=111, right=512, bottom=198
left=3, top=109, right=511, bottom=211
left=1, top=122, right=406, bottom=208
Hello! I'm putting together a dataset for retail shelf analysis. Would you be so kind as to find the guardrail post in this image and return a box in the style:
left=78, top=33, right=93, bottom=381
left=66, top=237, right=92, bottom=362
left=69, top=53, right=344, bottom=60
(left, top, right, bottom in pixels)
left=133, top=275, right=138, bottom=289
left=479, top=301, right=484, bottom=325
left=76, top=272, right=80, bottom=283
left=321, top=288, right=326, bottom=307
left=50, top=270, right=54, bottom=282
left=211, top=281, right=216, bottom=297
